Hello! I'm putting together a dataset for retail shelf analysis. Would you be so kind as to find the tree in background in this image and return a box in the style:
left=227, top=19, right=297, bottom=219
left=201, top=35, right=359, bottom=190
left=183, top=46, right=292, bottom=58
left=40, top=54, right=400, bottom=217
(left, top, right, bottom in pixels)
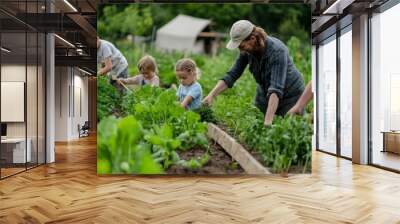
left=250, top=4, right=310, bottom=43
left=97, top=4, right=311, bottom=44
left=97, top=5, right=153, bottom=40
left=149, top=4, right=251, bottom=33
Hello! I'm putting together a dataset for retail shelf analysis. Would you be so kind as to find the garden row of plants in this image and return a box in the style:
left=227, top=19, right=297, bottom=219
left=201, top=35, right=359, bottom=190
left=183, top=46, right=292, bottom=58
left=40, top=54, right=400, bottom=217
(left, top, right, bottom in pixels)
left=198, top=38, right=312, bottom=173
left=97, top=36, right=312, bottom=174
left=98, top=83, right=213, bottom=174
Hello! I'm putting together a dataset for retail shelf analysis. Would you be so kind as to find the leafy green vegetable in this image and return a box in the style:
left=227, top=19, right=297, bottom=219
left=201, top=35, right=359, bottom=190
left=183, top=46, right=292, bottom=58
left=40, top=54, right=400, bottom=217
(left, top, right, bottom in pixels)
left=178, top=153, right=210, bottom=170
left=193, top=105, right=218, bottom=123
left=97, top=76, right=122, bottom=121
left=97, top=116, right=163, bottom=174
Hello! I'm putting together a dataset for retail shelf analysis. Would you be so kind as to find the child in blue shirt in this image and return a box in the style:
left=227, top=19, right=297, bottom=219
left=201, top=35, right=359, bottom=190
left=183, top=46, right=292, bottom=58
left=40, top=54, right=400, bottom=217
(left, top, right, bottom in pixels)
left=175, top=58, right=202, bottom=110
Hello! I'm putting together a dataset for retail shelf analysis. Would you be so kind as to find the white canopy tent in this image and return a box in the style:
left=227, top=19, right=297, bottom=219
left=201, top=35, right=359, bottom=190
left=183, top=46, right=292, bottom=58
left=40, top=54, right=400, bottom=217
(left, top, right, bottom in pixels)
left=155, top=15, right=215, bottom=54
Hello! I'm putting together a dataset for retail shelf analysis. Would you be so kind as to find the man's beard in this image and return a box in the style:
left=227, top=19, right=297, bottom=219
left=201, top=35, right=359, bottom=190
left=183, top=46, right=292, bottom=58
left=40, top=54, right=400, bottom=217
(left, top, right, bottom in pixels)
left=245, top=39, right=264, bottom=57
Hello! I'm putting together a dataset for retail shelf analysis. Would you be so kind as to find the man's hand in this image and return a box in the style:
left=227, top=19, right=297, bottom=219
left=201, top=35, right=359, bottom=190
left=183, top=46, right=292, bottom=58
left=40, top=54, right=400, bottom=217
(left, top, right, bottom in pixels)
left=264, top=119, right=272, bottom=126
left=202, top=80, right=228, bottom=106
left=202, top=94, right=214, bottom=106
left=287, top=105, right=303, bottom=116
left=287, top=82, right=313, bottom=116
left=170, top=83, right=177, bottom=90
left=264, top=93, right=279, bottom=126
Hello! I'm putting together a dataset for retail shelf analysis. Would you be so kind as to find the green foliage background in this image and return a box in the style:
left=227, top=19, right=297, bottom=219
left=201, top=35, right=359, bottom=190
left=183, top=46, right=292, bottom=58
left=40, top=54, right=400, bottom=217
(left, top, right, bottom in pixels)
left=98, top=4, right=310, bottom=44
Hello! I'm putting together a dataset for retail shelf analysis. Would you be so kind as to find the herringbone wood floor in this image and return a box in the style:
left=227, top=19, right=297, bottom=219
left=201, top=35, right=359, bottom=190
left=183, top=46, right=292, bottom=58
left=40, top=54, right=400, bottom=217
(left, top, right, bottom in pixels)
left=1, top=135, right=400, bottom=223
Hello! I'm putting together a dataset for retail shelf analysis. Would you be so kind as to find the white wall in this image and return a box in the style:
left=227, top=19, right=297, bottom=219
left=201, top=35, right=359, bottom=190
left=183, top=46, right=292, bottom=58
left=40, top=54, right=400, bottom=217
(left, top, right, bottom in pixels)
left=55, top=67, right=89, bottom=141
left=1, top=65, right=26, bottom=81
left=55, top=66, right=69, bottom=141
left=71, top=72, right=89, bottom=138
left=1, top=65, right=27, bottom=139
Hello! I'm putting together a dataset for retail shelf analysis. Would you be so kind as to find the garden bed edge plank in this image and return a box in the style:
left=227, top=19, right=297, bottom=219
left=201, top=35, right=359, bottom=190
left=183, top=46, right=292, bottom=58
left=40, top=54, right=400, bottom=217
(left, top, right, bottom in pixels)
left=207, top=123, right=270, bottom=174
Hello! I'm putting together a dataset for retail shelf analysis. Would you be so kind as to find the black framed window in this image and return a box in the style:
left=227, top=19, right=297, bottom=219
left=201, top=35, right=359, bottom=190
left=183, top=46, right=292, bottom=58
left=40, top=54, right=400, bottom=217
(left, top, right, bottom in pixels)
left=315, top=19, right=353, bottom=160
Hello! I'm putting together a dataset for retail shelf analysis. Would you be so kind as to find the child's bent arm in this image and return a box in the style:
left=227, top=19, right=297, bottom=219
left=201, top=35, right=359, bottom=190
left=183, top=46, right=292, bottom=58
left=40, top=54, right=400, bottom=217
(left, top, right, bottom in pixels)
left=122, top=75, right=140, bottom=85
left=153, top=76, right=160, bottom=87
left=180, top=95, right=193, bottom=109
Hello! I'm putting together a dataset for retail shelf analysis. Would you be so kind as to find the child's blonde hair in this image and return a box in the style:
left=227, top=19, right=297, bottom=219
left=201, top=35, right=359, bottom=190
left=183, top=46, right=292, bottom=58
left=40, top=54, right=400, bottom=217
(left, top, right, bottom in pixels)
left=137, top=55, right=158, bottom=75
left=175, top=58, right=201, bottom=80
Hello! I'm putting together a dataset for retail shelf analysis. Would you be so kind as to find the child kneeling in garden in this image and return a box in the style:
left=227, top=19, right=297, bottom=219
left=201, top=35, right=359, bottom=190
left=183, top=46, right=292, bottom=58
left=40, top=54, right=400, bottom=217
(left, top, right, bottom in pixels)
left=119, top=55, right=160, bottom=87
left=175, top=58, right=203, bottom=111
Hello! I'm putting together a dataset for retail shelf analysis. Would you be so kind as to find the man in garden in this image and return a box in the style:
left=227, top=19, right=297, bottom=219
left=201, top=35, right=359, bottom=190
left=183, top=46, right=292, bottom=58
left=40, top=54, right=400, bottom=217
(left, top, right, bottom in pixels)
left=287, top=82, right=313, bottom=115
left=97, top=36, right=128, bottom=91
left=202, top=20, right=305, bottom=126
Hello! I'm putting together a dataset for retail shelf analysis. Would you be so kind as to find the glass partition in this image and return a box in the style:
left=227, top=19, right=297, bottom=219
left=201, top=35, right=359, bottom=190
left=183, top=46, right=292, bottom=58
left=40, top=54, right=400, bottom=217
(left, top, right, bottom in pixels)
left=0, top=1, right=46, bottom=179
left=0, top=5, right=28, bottom=177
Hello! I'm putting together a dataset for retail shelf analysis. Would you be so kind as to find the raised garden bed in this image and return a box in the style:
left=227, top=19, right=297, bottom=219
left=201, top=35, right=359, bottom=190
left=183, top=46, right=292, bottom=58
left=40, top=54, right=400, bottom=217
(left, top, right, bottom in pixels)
left=167, top=140, right=244, bottom=175
left=207, top=123, right=270, bottom=175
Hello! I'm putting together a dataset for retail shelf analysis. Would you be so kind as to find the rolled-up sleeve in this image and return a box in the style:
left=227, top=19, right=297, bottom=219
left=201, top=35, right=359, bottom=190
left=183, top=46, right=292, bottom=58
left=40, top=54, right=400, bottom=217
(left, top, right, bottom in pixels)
left=267, top=50, right=287, bottom=99
left=221, top=53, right=248, bottom=88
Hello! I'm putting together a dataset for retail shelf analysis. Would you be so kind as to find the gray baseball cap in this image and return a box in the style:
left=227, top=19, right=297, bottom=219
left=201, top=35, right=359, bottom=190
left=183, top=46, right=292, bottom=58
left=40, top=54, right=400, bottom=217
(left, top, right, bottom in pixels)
left=226, top=20, right=255, bottom=50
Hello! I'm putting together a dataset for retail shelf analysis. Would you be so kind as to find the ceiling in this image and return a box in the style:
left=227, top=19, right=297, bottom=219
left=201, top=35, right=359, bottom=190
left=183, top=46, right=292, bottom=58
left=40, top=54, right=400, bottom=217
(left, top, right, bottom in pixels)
left=0, top=0, right=99, bottom=73
left=0, top=0, right=393, bottom=73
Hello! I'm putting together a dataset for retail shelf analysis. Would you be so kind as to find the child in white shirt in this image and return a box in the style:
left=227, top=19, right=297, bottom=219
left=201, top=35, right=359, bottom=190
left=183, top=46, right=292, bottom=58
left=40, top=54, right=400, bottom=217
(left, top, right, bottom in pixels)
left=119, top=55, right=160, bottom=87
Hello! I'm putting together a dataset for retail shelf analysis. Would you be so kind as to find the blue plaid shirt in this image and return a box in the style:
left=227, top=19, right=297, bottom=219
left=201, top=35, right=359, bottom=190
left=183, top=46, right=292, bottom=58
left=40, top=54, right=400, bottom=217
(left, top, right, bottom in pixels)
left=222, top=36, right=305, bottom=113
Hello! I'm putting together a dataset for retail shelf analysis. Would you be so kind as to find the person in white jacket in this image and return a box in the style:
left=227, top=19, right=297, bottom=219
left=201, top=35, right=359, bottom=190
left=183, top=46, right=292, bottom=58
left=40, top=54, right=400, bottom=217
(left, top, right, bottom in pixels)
left=97, top=36, right=128, bottom=90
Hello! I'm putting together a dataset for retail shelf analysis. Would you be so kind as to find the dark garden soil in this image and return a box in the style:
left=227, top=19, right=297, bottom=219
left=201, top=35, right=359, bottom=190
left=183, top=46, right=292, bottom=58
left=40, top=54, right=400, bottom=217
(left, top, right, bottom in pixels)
left=167, top=140, right=245, bottom=175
